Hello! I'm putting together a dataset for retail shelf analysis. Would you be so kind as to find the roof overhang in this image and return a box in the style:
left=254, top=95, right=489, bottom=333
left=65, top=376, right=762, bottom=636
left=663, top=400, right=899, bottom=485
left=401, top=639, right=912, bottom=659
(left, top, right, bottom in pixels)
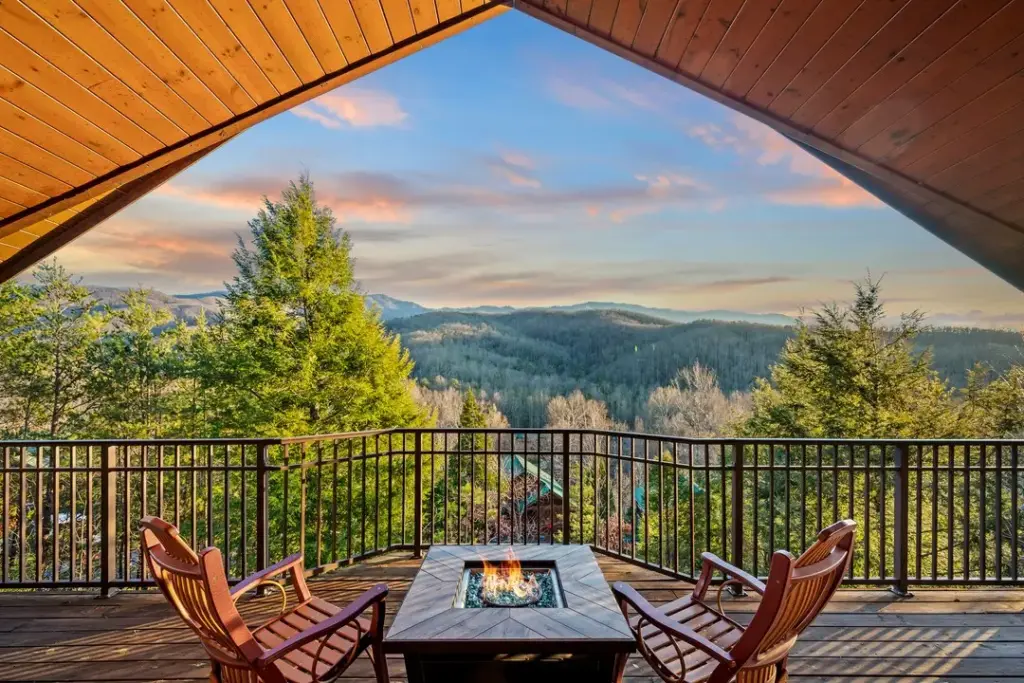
left=2, top=0, right=1022, bottom=290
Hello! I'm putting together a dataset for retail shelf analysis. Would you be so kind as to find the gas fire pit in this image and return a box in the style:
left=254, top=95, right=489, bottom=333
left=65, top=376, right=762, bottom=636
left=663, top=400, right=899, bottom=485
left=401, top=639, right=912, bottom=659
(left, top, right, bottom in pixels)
left=454, top=551, right=564, bottom=608
left=385, top=545, right=635, bottom=683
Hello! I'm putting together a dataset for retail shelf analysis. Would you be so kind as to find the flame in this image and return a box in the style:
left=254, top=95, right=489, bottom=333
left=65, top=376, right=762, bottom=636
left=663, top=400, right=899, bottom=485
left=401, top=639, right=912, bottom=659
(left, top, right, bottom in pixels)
left=481, top=548, right=540, bottom=601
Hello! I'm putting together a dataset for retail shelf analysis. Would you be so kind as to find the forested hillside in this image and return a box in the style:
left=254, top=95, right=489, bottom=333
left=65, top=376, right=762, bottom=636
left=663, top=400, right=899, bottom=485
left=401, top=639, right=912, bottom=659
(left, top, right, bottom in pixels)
left=389, top=310, right=1023, bottom=426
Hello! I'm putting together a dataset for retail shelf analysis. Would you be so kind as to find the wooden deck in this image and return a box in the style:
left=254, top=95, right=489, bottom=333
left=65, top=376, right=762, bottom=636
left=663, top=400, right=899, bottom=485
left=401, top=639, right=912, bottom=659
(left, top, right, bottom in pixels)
left=0, top=551, right=1022, bottom=682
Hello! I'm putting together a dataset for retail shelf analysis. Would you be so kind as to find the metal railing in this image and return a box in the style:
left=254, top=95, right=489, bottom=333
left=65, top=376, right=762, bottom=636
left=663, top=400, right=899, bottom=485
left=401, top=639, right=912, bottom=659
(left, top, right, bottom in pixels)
left=1, top=430, right=1021, bottom=593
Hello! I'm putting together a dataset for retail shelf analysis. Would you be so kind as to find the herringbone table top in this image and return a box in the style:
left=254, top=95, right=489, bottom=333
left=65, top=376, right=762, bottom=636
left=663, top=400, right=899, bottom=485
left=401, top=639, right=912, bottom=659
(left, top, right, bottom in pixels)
left=383, top=545, right=635, bottom=655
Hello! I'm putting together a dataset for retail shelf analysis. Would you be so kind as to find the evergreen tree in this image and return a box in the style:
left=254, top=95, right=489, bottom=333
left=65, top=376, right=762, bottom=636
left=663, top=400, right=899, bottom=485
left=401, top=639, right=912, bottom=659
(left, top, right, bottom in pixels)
left=216, top=175, right=424, bottom=436
left=744, top=277, right=957, bottom=438
left=459, top=389, right=486, bottom=429
left=87, top=290, right=174, bottom=438
left=1, top=262, right=104, bottom=438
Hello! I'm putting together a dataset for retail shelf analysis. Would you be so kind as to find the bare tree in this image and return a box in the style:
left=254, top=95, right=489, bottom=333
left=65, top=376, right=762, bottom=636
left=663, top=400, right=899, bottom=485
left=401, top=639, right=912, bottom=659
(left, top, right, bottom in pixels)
left=647, top=362, right=750, bottom=438
left=545, top=390, right=615, bottom=429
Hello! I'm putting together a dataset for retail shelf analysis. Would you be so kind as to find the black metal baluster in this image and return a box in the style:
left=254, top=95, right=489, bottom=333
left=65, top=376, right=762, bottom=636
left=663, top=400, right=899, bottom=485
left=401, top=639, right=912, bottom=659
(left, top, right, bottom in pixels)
left=18, top=446, right=26, bottom=582
left=53, top=446, right=60, bottom=582
left=3, top=447, right=10, bottom=584
left=224, top=445, right=231, bottom=576
left=316, top=441, right=323, bottom=567
left=948, top=443, right=954, bottom=581
left=932, top=444, right=939, bottom=581
left=86, top=447, right=94, bottom=583
left=688, top=443, right=695, bottom=577
left=299, top=444, right=307, bottom=562
left=864, top=445, right=871, bottom=580
left=190, top=445, right=197, bottom=551
left=332, top=440, right=339, bottom=563
left=206, top=445, right=213, bottom=550
left=36, top=446, right=43, bottom=583
left=347, top=440, right=354, bottom=562
left=283, top=444, right=290, bottom=558
left=1011, top=446, right=1019, bottom=585
left=964, top=445, right=970, bottom=581
left=997, top=444, right=1004, bottom=581
left=174, top=445, right=181, bottom=529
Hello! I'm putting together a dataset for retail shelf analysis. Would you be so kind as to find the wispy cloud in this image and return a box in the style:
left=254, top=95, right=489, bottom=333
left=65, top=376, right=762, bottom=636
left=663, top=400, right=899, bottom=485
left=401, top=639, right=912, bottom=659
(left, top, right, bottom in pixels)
left=544, top=71, right=683, bottom=118
left=688, top=115, right=882, bottom=209
left=291, top=89, right=408, bottom=129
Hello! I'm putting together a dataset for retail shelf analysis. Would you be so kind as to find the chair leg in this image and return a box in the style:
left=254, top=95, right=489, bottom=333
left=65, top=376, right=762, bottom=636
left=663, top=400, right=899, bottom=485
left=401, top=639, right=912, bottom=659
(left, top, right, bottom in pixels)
left=370, top=640, right=390, bottom=683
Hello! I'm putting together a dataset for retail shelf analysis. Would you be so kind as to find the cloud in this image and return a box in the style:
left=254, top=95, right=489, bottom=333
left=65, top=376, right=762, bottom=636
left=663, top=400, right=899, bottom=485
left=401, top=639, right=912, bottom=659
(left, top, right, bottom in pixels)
left=484, top=150, right=542, bottom=189
left=290, top=89, right=408, bottom=129
left=545, top=72, right=682, bottom=117
left=57, top=217, right=240, bottom=291
left=688, top=115, right=883, bottom=209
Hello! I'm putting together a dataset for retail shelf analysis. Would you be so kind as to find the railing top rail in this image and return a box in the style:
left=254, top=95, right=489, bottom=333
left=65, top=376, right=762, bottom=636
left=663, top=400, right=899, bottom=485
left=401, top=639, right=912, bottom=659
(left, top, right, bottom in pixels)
left=277, top=429, right=395, bottom=445
left=3, top=430, right=1023, bottom=447
left=0, top=438, right=281, bottom=447
left=390, top=428, right=1024, bottom=446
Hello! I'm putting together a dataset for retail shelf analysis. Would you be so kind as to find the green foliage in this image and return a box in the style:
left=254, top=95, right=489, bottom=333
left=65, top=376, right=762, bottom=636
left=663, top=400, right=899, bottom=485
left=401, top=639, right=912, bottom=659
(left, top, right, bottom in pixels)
left=459, top=390, right=486, bottom=429
left=390, top=308, right=1023, bottom=428
left=87, top=289, right=174, bottom=438
left=0, top=262, right=105, bottom=438
left=0, top=177, right=424, bottom=440
left=744, top=278, right=960, bottom=438
left=215, top=175, right=424, bottom=436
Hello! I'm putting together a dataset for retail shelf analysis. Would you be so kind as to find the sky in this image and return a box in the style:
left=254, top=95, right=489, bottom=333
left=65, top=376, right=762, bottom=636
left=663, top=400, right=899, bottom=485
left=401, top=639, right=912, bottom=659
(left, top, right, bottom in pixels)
left=52, top=11, right=1024, bottom=328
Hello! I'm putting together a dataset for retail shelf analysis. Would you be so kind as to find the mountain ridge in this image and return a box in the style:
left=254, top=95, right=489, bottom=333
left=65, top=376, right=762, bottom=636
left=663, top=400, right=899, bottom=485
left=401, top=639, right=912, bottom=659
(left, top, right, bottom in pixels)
left=87, top=287, right=799, bottom=327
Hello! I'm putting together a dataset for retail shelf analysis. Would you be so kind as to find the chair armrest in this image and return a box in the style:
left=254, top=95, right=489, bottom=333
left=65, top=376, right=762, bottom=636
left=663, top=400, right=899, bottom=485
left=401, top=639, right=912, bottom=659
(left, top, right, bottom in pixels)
left=612, top=582, right=733, bottom=665
left=256, top=584, right=388, bottom=668
left=231, top=554, right=305, bottom=598
left=695, top=552, right=766, bottom=599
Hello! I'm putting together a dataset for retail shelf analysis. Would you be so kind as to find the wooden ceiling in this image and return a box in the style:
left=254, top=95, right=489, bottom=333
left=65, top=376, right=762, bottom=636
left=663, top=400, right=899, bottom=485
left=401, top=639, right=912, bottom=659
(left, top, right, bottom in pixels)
left=1, top=0, right=1023, bottom=291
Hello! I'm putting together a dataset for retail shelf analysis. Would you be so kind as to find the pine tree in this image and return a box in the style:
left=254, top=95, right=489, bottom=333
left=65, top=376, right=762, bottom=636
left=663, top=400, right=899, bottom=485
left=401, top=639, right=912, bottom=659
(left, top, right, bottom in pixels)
left=744, top=277, right=957, bottom=438
left=459, top=389, right=486, bottom=429
left=215, top=175, right=424, bottom=436
left=87, top=289, right=174, bottom=438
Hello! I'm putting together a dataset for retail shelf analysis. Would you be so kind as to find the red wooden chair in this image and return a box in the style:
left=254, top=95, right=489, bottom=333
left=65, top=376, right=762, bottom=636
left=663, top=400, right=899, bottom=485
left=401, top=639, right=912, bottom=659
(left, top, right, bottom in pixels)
left=140, top=516, right=389, bottom=683
left=612, top=519, right=855, bottom=683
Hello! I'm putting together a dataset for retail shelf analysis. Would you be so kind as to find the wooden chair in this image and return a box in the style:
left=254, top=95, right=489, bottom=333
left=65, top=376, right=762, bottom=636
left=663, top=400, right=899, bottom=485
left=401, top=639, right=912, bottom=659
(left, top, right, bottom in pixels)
left=140, top=516, right=389, bottom=683
left=612, top=519, right=856, bottom=683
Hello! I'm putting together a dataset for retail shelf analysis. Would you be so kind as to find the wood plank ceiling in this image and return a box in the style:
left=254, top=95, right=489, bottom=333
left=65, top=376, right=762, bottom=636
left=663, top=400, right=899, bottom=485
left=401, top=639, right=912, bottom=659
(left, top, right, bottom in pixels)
left=1, top=0, right=1023, bottom=291
left=0, top=0, right=506, bottom=279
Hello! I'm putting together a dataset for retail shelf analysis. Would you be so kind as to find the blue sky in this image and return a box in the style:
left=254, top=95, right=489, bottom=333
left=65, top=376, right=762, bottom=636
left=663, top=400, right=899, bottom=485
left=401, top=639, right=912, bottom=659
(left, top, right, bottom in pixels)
left=57, top=11, right=1024, bottom=327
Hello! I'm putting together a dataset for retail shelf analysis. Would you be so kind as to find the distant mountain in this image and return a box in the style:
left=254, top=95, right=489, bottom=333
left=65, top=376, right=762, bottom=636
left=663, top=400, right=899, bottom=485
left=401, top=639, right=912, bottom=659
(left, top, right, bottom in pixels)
left=363, top=294, right=796, bottom=326
left=365, top=293, right=430, bottom=320
left=387, top=309, right=1024, bottom=426
left=88, top=286, right=222, bottom=325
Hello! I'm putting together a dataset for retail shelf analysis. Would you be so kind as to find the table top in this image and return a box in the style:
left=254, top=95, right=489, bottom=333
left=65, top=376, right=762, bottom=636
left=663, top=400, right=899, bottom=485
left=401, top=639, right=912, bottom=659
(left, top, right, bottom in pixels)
left=384, top=545, right=636, bottom=655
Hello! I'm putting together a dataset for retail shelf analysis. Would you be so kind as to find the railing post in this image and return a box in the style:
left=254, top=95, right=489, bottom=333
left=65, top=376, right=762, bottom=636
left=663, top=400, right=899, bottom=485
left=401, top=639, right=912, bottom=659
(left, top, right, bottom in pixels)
left=562, top=431, right=571, bottom=545
left=255, top=441, right=269, bottom=593
left=892, top=443, right=912, bottom=597
left=100, top=444, right=117, bottom=598
left=730, top=441, right=745, bottom=596
left=413, top=432, right=423, bottom=558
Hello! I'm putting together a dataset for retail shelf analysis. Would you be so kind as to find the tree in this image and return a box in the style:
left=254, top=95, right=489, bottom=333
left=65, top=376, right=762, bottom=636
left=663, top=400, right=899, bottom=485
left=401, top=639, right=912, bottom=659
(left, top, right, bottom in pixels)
left=1, top=262, right=104, bottom=438
left=0, top=280, right=39, bottom=437
left=545, top=390, right=615, bottom=430
left=459, top=390, right=486, bottom=429
left=646, top=362, right=750, bottom=437
left=215, top=175, right=425, bottom=436
left=87, top=290, right=174, bottom=438
left=744, top=277, right=957, bottom=439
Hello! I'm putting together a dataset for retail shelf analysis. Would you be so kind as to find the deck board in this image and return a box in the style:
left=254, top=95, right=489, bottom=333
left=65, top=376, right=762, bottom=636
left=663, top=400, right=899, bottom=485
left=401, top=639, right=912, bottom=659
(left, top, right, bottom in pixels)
left=0, top=551, right=1022, bottom=681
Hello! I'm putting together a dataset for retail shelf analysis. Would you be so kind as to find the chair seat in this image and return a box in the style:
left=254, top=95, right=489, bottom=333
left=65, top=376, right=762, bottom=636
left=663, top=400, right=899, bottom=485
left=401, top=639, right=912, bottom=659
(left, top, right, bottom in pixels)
left=253, top=596, right=373, bottom=683
left=629, top=595, right=745, bottom=683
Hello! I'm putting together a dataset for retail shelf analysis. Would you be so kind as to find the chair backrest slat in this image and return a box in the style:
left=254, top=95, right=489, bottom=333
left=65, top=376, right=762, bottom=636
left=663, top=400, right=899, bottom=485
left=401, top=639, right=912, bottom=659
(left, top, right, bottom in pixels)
left=140, top=517, right=262, bottom=670
left=732, top=520, right=855, bottom=669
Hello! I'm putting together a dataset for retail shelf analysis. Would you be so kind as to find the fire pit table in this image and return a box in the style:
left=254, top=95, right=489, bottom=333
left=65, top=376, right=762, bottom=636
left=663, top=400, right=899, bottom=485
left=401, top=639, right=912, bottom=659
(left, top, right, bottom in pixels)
left=385, top=545, right=636, bottom=683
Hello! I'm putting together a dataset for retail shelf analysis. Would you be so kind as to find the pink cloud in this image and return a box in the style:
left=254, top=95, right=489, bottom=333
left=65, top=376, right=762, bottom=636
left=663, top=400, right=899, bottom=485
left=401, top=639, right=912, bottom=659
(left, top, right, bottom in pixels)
left=689, top=115, right=882, bottom=209
left=546, top=77, right=613, bottom=111
left=290, top=89, right=407, bottom=129
left=498, top=149, right=535, bottom=169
